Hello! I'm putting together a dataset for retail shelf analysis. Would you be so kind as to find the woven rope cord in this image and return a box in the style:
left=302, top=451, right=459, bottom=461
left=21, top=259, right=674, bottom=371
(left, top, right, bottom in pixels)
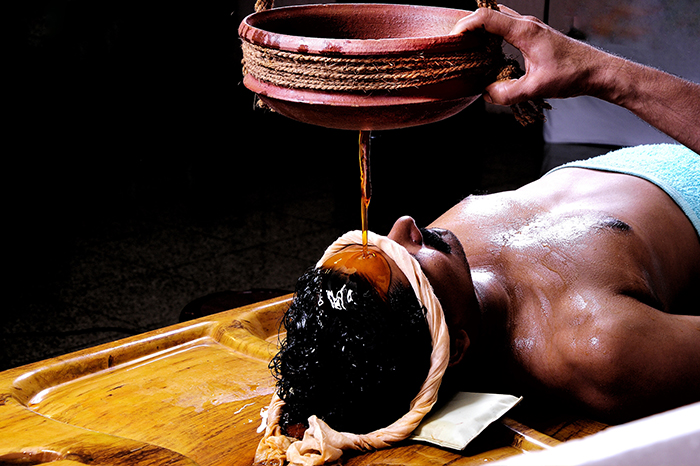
left=241, top=41, right=499, bottom=92
left=254, top=0, right=272, bottom=13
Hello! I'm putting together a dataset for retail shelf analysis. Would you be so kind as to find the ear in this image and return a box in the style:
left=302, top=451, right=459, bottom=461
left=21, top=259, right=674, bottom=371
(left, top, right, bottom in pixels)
left=448, top=329, right=470, bottom=368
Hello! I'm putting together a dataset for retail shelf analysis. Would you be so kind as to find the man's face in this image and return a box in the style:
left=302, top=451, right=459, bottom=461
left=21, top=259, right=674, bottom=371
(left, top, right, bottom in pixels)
left=387, top=216, right=474, bottom=328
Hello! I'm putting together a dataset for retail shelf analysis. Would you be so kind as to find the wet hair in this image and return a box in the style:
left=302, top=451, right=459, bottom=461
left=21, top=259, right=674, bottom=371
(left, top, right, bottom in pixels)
left=271, top=266, right=432, bottom=437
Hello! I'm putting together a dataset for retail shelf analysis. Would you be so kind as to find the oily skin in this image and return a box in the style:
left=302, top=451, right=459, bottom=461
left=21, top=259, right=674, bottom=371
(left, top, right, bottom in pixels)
left=388, top=168, right=700, bottom=422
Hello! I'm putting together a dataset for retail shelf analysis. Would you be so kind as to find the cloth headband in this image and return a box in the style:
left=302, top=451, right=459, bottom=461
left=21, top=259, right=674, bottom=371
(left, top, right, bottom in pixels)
left=253, top=231, right=451, bottom=465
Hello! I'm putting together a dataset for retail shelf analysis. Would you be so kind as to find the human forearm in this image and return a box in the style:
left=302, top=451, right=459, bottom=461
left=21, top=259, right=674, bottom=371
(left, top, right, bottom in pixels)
left=593, top=55, right=700, bottom=153
left=453, top=7, right=700, bottom=153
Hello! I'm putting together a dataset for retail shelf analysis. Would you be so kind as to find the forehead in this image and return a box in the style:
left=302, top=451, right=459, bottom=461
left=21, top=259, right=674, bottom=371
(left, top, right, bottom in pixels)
left=321, top=244, right=410, bottom=297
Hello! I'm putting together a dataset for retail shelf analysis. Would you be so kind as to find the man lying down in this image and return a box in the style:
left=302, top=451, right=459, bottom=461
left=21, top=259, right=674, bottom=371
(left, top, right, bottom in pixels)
left=253, top=143, right=700, bottom=465
left=251, top=2, right=700, bottom=462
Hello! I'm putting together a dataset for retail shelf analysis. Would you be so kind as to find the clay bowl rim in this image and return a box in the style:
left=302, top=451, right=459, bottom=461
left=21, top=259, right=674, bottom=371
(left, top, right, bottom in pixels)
left=238, top=3, right=481, bottom=56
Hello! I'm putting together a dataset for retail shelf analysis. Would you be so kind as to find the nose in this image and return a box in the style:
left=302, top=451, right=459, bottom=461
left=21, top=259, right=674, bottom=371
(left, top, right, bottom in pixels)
left=387, top=216, right=423, bottom=249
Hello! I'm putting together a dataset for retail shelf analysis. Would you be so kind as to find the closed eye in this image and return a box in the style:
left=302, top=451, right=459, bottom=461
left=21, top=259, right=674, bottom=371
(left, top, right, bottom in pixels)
left=419, top=228, right=452, bottom=254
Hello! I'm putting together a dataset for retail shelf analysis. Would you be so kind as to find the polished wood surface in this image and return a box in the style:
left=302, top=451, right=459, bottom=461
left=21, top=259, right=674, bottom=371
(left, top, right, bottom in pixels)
left=0, top=296, right=606, bottom=465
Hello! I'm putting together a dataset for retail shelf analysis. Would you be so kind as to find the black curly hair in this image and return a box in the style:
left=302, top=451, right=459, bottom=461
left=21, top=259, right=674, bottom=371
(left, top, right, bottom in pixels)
left=271, top=266, right=432, bottom=437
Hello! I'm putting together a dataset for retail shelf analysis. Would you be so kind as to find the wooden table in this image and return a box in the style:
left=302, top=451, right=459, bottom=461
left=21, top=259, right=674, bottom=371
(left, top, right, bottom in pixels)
left=0, top=296, right=607, bottom=465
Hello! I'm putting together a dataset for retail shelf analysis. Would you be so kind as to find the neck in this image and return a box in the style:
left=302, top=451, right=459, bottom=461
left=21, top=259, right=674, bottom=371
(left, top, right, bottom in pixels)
left=470, top=267, right=511, bottom=349
left=445, top=267, right=512, bottom=393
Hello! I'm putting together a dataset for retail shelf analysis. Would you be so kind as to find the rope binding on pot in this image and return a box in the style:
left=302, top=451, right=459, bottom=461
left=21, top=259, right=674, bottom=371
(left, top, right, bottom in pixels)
left=242, top=0, right=550, bottom=126
left=241, top=42, right=501, bottom=92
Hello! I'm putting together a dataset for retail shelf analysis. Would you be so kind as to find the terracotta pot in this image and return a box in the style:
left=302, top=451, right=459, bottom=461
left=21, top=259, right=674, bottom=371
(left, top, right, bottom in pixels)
left=238, top=3, right=493, bottom=131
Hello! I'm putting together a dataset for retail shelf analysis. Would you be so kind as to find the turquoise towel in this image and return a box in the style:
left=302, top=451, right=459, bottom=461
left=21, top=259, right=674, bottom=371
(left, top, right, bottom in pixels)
left=547, top=144, right=700, bottom=235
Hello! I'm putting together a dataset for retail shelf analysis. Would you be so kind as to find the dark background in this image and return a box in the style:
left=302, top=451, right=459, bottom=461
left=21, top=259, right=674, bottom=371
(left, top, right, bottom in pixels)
left=5, top=0, right=551, bottom=370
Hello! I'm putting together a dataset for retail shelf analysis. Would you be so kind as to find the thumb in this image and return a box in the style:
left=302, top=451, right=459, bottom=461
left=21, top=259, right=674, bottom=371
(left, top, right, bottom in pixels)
left=484, top=77, right=526, bottom=106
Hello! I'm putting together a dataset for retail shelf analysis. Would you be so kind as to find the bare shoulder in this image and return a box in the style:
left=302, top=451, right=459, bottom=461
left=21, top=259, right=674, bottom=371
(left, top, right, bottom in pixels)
left=492, top=169, right=700, bottom=420
left=547, top=291, right=700, bottom=421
